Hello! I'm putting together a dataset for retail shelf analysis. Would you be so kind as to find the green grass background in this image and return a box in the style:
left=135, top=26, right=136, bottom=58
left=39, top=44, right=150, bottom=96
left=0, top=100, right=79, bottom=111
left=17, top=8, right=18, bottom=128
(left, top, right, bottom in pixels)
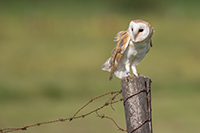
left=0, top=0, right=200, bottom=133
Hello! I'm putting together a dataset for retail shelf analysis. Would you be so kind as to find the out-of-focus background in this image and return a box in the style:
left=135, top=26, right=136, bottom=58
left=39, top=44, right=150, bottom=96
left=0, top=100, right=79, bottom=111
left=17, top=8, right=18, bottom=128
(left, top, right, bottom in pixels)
left=0, top=0, right=200, bottom=133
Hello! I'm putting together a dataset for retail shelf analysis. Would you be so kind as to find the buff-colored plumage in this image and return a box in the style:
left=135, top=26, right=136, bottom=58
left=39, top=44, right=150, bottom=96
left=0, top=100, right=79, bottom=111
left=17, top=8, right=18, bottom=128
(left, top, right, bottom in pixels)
left=102, top=19, right=154, bottom=80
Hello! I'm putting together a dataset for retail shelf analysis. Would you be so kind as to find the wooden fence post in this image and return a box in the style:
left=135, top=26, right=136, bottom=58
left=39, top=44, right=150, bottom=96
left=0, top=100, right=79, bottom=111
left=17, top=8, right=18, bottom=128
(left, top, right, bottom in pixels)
left=121, top=75, right=152, bottom=133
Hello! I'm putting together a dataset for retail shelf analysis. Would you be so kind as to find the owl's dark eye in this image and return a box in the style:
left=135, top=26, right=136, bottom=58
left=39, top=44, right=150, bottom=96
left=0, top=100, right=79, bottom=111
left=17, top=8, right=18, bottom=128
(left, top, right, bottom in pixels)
left=131, top=28, right=133, bottom=31
left=139, top=29, right=144, bottom=32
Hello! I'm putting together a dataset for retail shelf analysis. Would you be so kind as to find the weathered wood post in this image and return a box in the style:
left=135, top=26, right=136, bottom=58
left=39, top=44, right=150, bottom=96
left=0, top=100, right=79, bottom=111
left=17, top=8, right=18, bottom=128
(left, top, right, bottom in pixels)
left=121, top=75, right=152, bottom=133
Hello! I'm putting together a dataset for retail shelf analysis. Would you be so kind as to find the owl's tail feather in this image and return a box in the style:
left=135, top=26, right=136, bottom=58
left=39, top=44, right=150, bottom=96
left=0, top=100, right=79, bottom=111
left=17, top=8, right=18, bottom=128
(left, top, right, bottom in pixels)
left=102, top=57, right=128, bottom=80
left=102, top=58, right=114, bottom=80
left=101, top=58, right=111, bottom=72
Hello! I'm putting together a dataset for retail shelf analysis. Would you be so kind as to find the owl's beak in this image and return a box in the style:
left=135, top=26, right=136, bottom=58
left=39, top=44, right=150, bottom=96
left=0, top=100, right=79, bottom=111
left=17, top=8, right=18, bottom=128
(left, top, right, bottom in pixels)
left=133, top=32, right=139, bottom=40
left=133, top=34, right=137, bottom=40
left=132, top=28, right=139, bottom=41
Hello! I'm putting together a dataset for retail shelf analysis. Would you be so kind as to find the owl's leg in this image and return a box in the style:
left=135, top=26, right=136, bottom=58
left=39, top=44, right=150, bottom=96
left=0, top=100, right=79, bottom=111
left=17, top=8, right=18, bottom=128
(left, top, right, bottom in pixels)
left=122, top=63, right=131, bottom=79
left=131, top=66, right=138, bottom=76
left=125, top=63, right=131, bottom=76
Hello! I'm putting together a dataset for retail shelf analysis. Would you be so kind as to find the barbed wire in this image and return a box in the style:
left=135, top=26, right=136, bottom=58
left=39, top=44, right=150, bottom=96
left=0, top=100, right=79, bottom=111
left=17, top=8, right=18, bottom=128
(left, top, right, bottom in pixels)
left=0, top=87, right=150, bottom=133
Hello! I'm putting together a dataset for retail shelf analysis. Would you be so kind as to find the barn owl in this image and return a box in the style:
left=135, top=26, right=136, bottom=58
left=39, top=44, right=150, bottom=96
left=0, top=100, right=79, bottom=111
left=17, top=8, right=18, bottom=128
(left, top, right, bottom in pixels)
left=102, top=19, right=154, bottom=80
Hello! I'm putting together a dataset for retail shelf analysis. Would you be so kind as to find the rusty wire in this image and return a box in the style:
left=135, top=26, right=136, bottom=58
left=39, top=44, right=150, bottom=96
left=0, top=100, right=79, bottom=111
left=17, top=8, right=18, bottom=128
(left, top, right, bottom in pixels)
left=0, top=88, right=151, bottom=133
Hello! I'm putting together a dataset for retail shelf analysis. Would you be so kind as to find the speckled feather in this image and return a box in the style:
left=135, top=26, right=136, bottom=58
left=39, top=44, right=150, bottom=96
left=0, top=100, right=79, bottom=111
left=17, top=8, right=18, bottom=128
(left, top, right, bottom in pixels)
left=109, top=31, right=130, bottom=80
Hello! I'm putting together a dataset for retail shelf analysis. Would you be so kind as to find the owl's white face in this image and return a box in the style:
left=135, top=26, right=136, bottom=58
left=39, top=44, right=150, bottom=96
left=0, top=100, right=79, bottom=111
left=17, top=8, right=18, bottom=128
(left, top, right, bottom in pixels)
left=128, top=21, right=150, bottom=43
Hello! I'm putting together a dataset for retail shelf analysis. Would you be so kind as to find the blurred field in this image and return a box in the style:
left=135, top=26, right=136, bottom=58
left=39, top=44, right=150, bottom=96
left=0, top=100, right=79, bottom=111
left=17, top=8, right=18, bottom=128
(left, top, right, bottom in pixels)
left=0, top=0, right=200, bottom=133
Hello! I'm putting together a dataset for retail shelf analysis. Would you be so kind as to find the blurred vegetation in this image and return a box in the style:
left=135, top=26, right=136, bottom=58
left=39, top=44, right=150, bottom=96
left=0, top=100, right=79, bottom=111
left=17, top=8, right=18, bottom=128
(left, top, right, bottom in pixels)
left=0, top=0, right=200, bottom=133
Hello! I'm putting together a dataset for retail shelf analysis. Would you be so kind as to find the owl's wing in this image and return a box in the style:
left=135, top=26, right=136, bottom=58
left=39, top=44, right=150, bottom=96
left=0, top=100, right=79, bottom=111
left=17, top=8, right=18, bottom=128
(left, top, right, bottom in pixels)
left=109, top=31, right=130, bottom=80
left=114, top=31, right=126, bottom=41
left=150, top=39, right=153, bottom=47
left=146, top=39, right=153, bottom=54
